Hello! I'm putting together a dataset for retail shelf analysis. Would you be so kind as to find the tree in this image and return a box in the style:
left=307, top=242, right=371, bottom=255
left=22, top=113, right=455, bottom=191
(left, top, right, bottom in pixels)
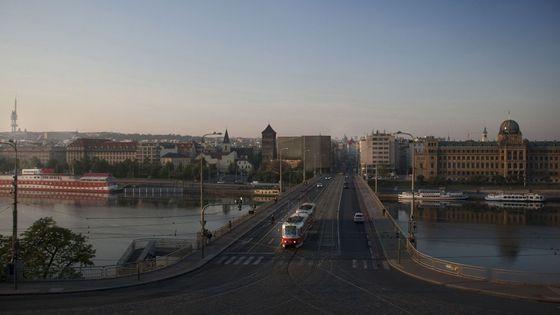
left=18, top=217, right=95, bottom=280
left=0, top=234, right=12, bottom=280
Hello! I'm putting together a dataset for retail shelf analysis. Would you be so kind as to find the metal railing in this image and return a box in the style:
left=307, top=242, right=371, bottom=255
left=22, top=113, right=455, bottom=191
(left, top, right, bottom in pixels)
left=24, top=238, right=193, bottom=281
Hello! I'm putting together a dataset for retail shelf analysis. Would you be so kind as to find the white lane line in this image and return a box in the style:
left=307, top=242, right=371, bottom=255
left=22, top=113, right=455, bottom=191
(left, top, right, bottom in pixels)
left=363, top=260, right=368, bottom=269
left=382, top=261, right=390, bottom=270
left=224, top=256, right=237, bottom=265
left=252, top=256, right=264, bottom=265
left=268, top=238, right=275, bottom=245
left=233, top=256, right=246, bottom=265
left=243, top=256, right=255, bottom=265
left=352, top=259, right=357, bottom=269
left=214, top=256, right=228, bottom=264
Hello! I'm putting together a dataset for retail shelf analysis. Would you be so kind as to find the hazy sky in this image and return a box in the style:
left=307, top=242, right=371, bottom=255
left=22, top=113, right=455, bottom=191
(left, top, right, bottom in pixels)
left=1, top=1, right=559, bottom=140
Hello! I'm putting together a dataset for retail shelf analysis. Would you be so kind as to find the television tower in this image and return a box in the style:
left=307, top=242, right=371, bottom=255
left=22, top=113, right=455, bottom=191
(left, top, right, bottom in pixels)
left=11, top=98, right=18, bottom=133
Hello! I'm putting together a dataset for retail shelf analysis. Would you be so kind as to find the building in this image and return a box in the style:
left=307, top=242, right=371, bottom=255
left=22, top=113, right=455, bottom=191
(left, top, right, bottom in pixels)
left=66, top=138, right=138, bottom=165
left=277, top=135, right=332, bottom=173
left=261, top=124, right=277, bottom=163
left=160, top=152, right=191, bottom=168
left=137, top=142, right=160, bottom=165
left=359, top=131, right=397, bottom=177
left=0, top=142, right=66, bottom=166
left=413, top=120, right=560, bottom=183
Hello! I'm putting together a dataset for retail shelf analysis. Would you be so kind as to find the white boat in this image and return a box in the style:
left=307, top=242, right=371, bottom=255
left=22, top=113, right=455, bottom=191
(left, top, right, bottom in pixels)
left=484, top=193, right=545, bottom=202
left=398, top=189, right=468, bottom=200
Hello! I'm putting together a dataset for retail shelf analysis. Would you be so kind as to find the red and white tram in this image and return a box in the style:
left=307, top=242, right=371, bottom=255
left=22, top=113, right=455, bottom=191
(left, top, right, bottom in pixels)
left=281, top=203, right=315, bottom=248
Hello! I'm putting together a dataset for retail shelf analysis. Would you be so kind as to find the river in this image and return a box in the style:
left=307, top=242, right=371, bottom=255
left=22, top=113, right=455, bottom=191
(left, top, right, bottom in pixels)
left=0, top=193, right=253, bottom=266
left=384, top=200, right=560, bottom=273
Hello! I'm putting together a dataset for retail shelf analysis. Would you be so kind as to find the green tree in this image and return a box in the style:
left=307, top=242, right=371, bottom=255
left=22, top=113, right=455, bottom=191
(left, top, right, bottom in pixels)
left=18, top=217, right=95, bottom=280
left=0, top=234, right=12, bottom=280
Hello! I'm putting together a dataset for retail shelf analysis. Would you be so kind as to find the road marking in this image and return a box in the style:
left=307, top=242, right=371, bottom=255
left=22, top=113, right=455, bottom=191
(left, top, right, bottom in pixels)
left=252, top=256, right=264, bottom=265
left=224, top=256, right=237, bottom=265
left=214, top=256, right=228, bottom=264
left=243, top=256, right=255, bottom=265
left=233, top=256, right=245, bottom=265
left=352, top=259, right=357, bottom=269
left=268, top=238, right=275, bottom=245
left=363, top=260, right=368, bottom=269
left=244, top=237, right=253, bottom=245
left=382, top=261, right=390, bottom=270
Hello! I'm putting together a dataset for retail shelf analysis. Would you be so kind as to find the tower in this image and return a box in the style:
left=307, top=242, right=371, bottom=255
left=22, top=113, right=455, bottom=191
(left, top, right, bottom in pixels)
left=11, top=98, right=18, bottom=133
left=261, top=124, right=277, bottom=162
left=481, top=127, right=488, bottom=142
left=222, top=129, right=231, bottom=153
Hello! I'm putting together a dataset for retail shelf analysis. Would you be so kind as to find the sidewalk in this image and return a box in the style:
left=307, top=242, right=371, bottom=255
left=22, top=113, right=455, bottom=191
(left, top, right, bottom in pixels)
left=354, top=176, right=560, bottom=304
left=0, top=185, right=305, bottom=296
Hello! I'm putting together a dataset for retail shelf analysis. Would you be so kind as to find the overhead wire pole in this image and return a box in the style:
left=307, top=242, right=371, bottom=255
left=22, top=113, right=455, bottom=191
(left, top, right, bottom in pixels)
left=200, top=131, right=221, bottom=258
left=394, top=131, right=416, bottom=247
left=1, top=140, right=18, bottom=289
left=279, top=148, right=288, bottom=195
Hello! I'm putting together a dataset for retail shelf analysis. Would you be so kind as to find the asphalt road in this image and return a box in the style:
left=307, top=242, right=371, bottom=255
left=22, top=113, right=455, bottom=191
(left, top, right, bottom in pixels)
left=2, top=175, right=559, bottom=314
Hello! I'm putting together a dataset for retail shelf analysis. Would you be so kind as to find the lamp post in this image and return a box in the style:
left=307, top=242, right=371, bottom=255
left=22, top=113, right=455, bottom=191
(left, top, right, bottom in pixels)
left=1, top=140, right=18, bottom=289
left=394, top=131, right=416, bottom=246
left=279, top=148, right=288, bottom=195
left=200, top=132, right=221, bottom=258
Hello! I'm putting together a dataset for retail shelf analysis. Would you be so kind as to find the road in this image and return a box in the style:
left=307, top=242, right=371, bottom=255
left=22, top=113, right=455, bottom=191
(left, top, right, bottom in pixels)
left=2, top=175, right=559, bottom=314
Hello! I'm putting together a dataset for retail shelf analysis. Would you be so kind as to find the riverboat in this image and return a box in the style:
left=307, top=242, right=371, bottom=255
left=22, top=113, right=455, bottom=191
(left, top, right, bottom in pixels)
left=398, top=189, right=468, bottom=200
left=484, top=193, right=545, bottom=202
left=0, top=168, right=120, bottom=194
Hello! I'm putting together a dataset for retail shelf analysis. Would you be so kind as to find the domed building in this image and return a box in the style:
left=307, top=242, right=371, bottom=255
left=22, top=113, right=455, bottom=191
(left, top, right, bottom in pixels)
left=414, top=119, right=560, bottom=183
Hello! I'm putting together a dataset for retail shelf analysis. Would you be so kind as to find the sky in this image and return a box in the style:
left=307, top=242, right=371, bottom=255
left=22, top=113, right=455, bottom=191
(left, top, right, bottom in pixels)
left=1, top=0, right=559, bottom=140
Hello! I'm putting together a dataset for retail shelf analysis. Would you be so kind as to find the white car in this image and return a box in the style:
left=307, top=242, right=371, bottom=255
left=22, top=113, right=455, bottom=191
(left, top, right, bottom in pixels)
left=353, top=212, right=365, bottom=223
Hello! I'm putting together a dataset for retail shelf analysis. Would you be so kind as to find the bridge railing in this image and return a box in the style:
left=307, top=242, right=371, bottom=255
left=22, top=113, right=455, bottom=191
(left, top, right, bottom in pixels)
left=23, top=238, right=193, bottom=281
left=357, top=176, right=560, bottom=286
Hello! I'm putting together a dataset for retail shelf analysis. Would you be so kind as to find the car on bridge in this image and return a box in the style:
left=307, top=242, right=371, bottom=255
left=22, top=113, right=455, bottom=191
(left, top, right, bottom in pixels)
left=353, top=212, right=364, bottom=223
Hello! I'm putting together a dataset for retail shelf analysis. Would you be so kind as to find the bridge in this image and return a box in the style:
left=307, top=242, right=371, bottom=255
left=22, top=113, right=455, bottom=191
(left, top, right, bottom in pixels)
left=1, top=175, right=559, bottom=314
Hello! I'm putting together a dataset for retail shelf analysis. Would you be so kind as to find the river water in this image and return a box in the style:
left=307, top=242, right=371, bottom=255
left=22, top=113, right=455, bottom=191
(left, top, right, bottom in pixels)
left=0, top=193, right=252, bottom=266
left=384, top=200, right=560, bottom=273
left=2, top=193, right=559, bottom=273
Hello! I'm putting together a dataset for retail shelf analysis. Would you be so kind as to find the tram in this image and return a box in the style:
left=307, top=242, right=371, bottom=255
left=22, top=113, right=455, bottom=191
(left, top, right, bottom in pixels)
left=281, top=203, right=315, bottom=248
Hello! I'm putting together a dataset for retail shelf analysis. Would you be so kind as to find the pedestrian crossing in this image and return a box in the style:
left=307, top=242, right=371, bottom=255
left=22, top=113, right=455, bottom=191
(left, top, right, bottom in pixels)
left=212, top=254, right=390, bottom=270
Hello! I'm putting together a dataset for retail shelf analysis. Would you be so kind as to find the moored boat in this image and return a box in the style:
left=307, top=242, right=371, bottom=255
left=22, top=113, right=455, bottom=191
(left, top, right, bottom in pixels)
left=0, top=168, right=120, bottom=194
left=484, top=193, right=545, bottom=202
left=398, top=188, right=468, bottom=200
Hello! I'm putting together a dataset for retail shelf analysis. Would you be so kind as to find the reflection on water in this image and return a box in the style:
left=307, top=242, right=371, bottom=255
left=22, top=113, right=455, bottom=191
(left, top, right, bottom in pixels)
left=387, top=200, right=560, bottom=273
left=0, top=194, right=256, bottom=266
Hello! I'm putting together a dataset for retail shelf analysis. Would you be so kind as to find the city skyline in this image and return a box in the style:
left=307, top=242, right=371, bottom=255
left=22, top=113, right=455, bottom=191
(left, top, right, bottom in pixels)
left=1, top=1, right=559, bottom=140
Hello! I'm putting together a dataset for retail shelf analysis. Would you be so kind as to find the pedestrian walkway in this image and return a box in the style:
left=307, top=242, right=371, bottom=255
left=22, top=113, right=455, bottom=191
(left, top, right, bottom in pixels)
left=354, top=176, right=560, bottom=303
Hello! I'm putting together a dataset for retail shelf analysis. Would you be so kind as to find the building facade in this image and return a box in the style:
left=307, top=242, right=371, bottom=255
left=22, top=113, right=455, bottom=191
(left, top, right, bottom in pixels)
left=414, top=120, right=560, bottom=183
left=0, top=142, right=66, bottom=166
left=277, top=135, right=332, bottom=173
left=359, top=131, right=398, bottom=177
left=66, top=139, right=138, bottom=165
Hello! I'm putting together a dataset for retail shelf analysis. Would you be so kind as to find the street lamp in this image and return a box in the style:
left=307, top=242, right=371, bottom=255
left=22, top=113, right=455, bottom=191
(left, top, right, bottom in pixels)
left=279, top=148, right=288, bottom=195
left=200, top=131, right=222, bottom=258
left=1, top=140, right=18, bottom=289
left=394, top=131, right=416, bottom=246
